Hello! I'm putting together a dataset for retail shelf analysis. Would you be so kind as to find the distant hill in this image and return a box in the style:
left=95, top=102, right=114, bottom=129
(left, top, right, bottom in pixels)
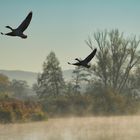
left=0, top=69, right=73, bottom=86
left=0, top=70, right=38, bottom=86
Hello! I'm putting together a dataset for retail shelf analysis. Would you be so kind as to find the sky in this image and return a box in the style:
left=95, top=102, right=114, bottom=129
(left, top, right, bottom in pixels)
left=0, top=0, right=140, bottom=72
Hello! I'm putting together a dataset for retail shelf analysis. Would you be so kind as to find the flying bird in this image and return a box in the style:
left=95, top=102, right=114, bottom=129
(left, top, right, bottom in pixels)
left=1, top=11, right=33, bottom=39
left=68, top=48, right=97, bottom=68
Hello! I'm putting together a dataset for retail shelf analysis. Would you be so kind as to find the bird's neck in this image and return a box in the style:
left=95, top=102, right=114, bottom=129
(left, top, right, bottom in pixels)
left=7, top=26, right=13, bottom=31
left=76, top=59, right=81, bottom=62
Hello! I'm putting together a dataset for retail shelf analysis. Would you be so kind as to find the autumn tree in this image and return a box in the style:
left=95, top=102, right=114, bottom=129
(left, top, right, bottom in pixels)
left=0, top=74, right=10, bottom=95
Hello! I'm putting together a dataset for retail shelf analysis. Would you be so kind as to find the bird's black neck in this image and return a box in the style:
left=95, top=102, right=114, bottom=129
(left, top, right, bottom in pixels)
left=75, top=58, right=81, bottom=62
left=6, top=26, right=13, bottom=31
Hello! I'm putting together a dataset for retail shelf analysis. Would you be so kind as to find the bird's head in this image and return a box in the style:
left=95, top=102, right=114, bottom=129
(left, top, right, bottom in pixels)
left=75, top=58, right=81, bottom=62
left=5, top=26, right=11, bottom=28
left=75, top=58, right=79, bottom=61
left=5, top=26, right=13, bottom=31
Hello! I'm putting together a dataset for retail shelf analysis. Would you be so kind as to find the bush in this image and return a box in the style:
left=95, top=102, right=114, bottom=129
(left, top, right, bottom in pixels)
left=0, top=109, right=14, bottom=123
left=42, top=95, right=93, bottom=116
left=31, top=112, right=47, bottom=121
left=0, top=99, right=47, bottom=123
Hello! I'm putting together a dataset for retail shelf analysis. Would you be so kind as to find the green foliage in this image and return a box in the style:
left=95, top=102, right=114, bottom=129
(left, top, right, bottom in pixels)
left=35, top=51, right=65, bottom=98
left=40, top=88, right=140, bottom=117
left=0, top=108, right=14, bottom=123
left=71, top=67, right=89, bottom=94
left=41, top=95, right=92, bottom=116
left=42, top=96, right=70, bottom=116
left=30, top=112, right=47, bottom=121
left=65, top=82, right=75, bottom=96
left=11, top=79, right=30, bottom=99
left=68, top=95, right=92, bottom=116
left=0, top=74, right=33, bottom=100
left=91, top=89, right=126, bottom=115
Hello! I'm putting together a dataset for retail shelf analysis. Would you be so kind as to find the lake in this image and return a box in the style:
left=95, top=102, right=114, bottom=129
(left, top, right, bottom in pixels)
left=0, top=116, right=140, bottom=140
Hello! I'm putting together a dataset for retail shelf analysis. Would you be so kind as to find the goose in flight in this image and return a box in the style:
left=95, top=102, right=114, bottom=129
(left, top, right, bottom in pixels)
left=68, top=48, right=97, bottom=68
left=1, top=11, right=32, bottom=39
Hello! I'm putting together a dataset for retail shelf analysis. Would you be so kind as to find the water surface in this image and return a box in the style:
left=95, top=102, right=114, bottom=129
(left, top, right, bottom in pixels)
left=0, top=116, right=140, bottom=140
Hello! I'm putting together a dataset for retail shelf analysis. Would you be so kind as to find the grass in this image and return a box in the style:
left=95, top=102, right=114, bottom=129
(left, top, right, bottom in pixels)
left=0, top=116, right=140, bottom=140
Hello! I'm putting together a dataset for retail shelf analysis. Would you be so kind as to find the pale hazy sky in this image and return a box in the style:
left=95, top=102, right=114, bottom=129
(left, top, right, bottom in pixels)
left=0, top=0, right=140, bottom=72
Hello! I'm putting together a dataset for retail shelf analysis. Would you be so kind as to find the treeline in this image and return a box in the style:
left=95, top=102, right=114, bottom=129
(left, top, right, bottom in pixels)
left=0, top=74, right=47, bottom=123
left=0, top=74, right=34, bottom=99
left=0, top=98, right=47, bottom=123
left=40, top=93, right=140, bottom=117
left=0, top=29, right=140, bottom=121
left=33, top=29, right=140, bottom=116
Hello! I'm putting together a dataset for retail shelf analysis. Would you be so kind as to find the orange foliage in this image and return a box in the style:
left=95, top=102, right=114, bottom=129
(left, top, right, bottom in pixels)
left=0, top=99, right=47, bottom=123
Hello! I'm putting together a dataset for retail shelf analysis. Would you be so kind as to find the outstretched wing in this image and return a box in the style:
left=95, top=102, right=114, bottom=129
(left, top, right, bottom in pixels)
left=68, top=62, right=80, bottom=65
left=68, top=62, right=81, bottom=67
left=1, top=32, right=16, bottom=36
left=17, top=11, right=32, bottom=32
left=83, top=48, right=97, bottom=63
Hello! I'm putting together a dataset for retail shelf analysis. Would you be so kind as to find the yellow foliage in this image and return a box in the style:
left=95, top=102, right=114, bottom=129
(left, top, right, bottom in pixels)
left=0, top=99, right=47, bottom=123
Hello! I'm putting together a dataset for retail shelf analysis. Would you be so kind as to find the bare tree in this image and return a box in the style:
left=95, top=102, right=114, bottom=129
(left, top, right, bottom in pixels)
left=86, top=29, right=140, bottom=93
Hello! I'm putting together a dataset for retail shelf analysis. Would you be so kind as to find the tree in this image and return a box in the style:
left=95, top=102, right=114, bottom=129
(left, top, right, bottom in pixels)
left=71, top=67, right=89, bottom=94
left=36, top=51, right=65, bottom=98
left=65, top=82, right=75, bottom=96
left=0, top=74, right=10, bottom=94
left=86, top=29, right=140, bottom=93
left=124, top=67, right=140, bottom=99
left=11, top=79, right=30, bottom=99
left=135, top=67, right=140, bottom=89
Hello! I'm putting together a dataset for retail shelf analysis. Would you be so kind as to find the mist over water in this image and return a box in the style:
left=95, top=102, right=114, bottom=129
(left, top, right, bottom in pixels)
left=0, top=116, right=140, bottom=140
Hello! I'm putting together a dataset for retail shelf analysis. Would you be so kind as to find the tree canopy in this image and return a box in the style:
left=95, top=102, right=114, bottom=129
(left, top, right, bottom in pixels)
left=35, top=51, right=65, bottom=98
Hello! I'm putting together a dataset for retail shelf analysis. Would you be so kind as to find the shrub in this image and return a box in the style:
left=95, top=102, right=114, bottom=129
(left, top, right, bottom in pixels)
left=31, top=112, right=47, bottom=121
left=0, top=109, right=14, bottom=123
left=0, top=99, right=47, bottom=123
